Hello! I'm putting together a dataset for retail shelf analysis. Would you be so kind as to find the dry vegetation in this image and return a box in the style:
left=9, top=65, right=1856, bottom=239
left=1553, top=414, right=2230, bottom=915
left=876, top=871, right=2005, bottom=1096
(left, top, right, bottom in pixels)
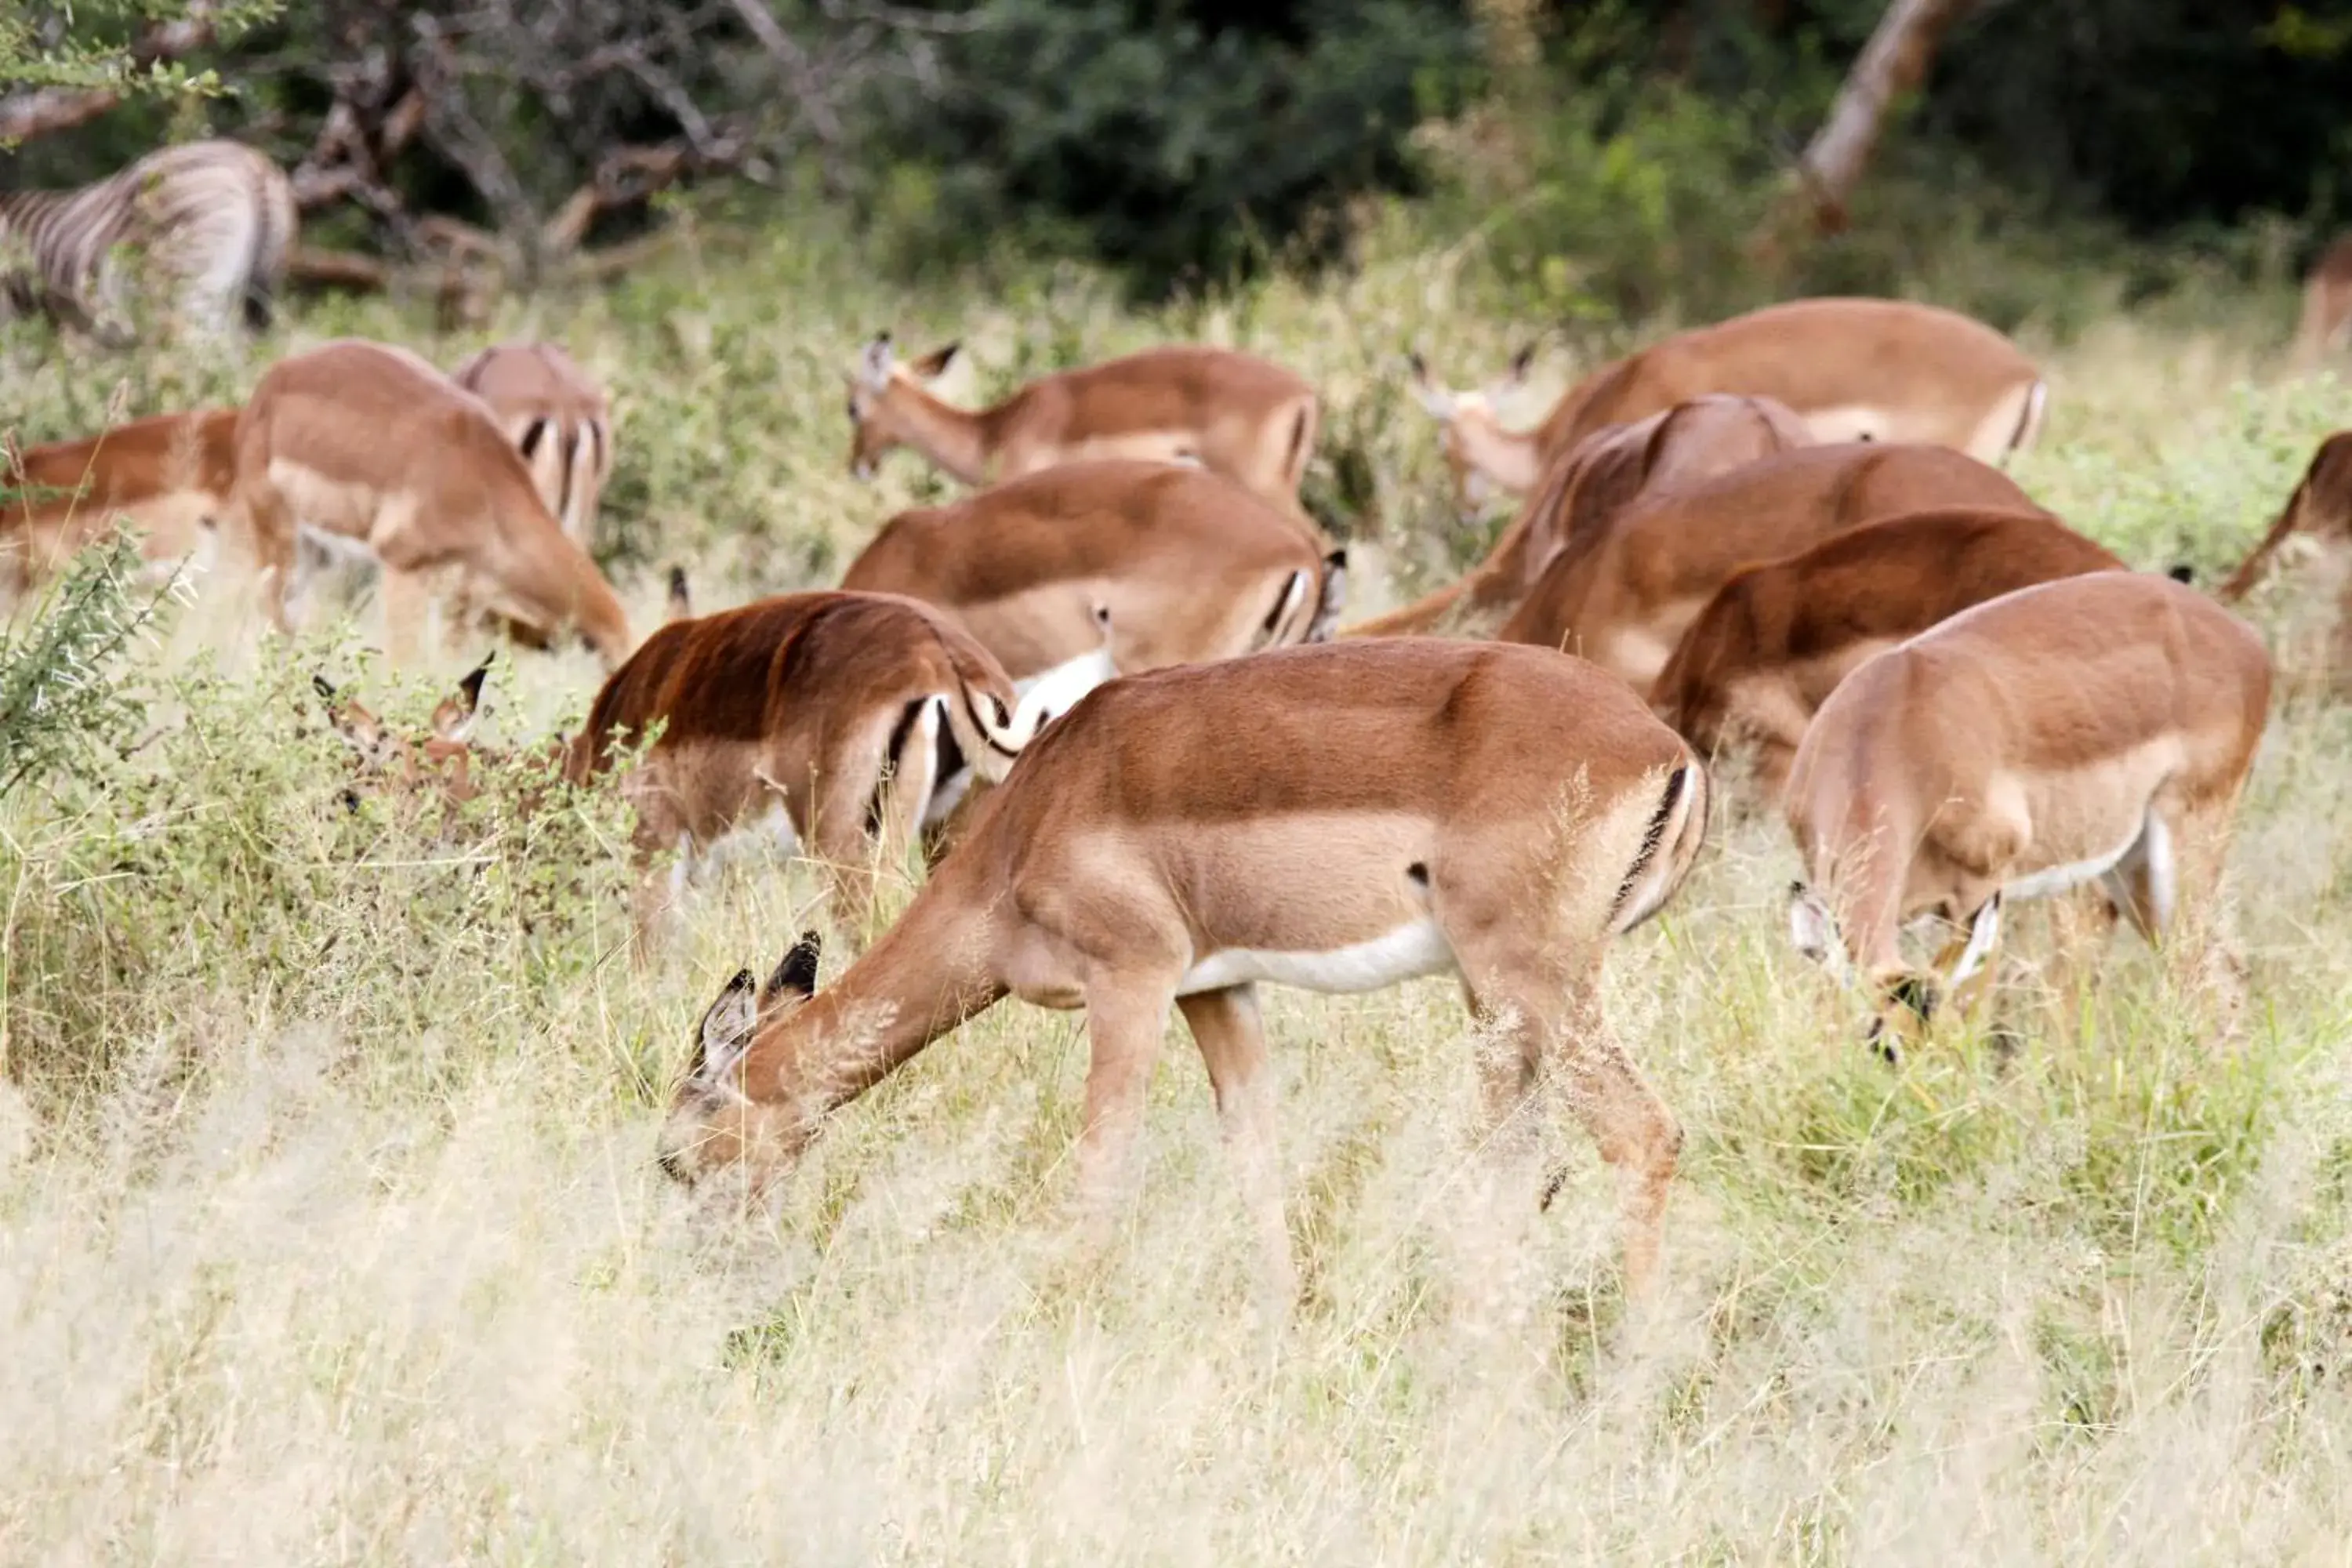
left=3, top=212, right=2351, bottom=1563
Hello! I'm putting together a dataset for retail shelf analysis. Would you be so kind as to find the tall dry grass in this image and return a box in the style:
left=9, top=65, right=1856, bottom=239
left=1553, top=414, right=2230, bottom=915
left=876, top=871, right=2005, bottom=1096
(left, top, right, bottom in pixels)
left=2, top=218, right=2350, bottom=1563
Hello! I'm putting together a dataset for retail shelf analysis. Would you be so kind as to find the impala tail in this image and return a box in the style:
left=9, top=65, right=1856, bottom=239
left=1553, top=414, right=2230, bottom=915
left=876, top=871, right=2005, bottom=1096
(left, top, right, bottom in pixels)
left=1609, top=759, right=1709, bottom=935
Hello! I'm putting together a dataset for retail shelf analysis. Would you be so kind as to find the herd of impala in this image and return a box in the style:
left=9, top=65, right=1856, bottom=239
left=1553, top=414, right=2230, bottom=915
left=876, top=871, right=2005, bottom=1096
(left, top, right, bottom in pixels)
left=8, top=289, right=2349, bottom=1305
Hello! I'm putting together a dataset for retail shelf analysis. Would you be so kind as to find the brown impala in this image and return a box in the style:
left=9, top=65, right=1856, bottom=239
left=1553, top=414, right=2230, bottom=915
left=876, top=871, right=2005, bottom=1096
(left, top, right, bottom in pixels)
left=844, top=334, right=1320, bottom=517
left=659, top=640, right=1710, bottom=1301
left=1785, top=573, right=2271, bottom=1058
left=1412, top=298, right=2047, bottom=521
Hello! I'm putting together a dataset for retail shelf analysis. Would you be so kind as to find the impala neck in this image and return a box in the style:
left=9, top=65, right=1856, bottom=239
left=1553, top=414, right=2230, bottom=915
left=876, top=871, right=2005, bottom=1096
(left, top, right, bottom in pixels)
left=1345, top=510, right=1537, bottom=637
left=880, top=378, right=1000, bottom=485
left=742, top=859, right=1011, bottom=1122
left=2216, top=472, right=2311, bottom=601
left=1454, top=405, right=1546, bottom=496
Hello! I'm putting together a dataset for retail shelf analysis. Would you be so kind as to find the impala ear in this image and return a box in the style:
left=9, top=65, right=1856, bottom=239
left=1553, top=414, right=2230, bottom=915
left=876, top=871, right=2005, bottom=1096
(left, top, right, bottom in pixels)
left=1505, top=340, right=1538, bottom=383
left=1406, top=352, right=1456, bottom=419
left=666, top=564, right=693, bottom=620
left=691, top=968, right=760, bottom=1083
left=909, top=340, right=960, bottom=379
left=1308, top=548, right=1348, bottom=642
left=860, top=332, right=895, bottom=390
left=1787, top=882, right=1847, bottom=977
left=431, top=655, right=492, bottom=740
left=765, top=931, right=822, bottom=1002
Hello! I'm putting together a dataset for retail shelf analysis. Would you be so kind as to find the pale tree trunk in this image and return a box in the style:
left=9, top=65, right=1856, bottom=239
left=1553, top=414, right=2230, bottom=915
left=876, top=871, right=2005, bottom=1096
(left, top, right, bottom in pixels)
left=1768, top=0, right=1978, bottom=243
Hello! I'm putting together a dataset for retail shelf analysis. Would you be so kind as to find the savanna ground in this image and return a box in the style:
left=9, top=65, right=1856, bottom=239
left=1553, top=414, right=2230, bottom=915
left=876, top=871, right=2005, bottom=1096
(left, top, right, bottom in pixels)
left=4, top=200, right=2352, bottom=1563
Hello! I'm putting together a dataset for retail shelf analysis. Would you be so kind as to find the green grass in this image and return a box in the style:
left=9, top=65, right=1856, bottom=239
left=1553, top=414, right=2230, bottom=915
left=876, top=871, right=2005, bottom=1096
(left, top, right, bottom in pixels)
left=2, top=207, right=2350, bottom=1563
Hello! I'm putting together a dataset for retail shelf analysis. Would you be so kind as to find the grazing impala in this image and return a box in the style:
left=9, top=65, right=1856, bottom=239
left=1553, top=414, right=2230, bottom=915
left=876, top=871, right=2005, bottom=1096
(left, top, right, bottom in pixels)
left=450, top=339, right=614, bottom=547
left=229, top=339, right=633, bottom=667
left=839, top=459, right=1345, bottom=680
left=844, top=335, right=1319, bottom=515
left=1412, top=298, right=2047, bottom=520
left=658, top=640, right=1709, bottom=1299
left=314, top=656, right=495, bottom=809
left=2, top=407, right=237, bottom=594
left=1498, top=442, right=2045, bottom=693
left=561, top=590, right=1101, bottom=949
left=1784, top=573, right=2271, bottom=1058
left=1353, top=392, right=1809, bottom=637
left=1652, top=508, right=2124, bottom=792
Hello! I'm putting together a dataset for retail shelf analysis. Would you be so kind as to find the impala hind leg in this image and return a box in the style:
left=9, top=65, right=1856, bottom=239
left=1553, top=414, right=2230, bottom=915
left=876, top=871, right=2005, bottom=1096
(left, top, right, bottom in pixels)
left=1176, top=984, right=1296, bottom=1307
left=1468, top=952, right=1680, bottom=1304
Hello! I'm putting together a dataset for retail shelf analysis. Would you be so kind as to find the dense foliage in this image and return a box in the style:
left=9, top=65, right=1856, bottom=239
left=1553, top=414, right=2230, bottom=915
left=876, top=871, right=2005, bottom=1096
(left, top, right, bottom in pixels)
left=9, top=2, right=2352, bottom=299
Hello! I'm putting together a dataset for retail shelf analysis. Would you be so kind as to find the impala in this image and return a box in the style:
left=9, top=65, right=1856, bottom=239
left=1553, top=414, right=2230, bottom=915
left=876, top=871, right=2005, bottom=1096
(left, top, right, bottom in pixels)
left=1354, top=392, right=1809, bottom=637
left=450, top=339, right=614, bottom=547
left=1784, top=572, right=2271, bottom=1057
left=2, top=407, right=236, bottom=594
left=228, top=339, right=633, bottom=667
left=1497, top=442, right=2045, bottom=693
left=658, top=639, right=1710, bottom=1299
left=844, top=335, right=1320, bottom=516
left=839, top=459, right=1345, bottom=680
left=560, top=590, right=1100, bottom=949
left=1652, top=507, right=2124, bottom=792
left=314, top=656, right=495, bottom=809
left=1412, top=298, right=2047, bottom=520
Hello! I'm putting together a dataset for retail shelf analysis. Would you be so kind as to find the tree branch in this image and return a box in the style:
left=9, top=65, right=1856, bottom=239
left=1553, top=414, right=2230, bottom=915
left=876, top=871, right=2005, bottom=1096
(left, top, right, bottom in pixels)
left=0, top=5, right=222, bottom=144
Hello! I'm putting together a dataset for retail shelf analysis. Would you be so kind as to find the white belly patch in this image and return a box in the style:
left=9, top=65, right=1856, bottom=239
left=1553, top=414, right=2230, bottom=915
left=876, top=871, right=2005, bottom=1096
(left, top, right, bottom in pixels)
left=1175, top=916, right=1457, bottom=997
left=2003, top=818, right=2146, bottom=903
left=1802, top=405, right=1894, bottom=445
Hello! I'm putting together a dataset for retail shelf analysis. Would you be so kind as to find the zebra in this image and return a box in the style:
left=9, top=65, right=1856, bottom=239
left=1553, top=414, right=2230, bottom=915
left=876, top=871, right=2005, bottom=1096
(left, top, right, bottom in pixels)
left=0, top=139, right=297, bottom=343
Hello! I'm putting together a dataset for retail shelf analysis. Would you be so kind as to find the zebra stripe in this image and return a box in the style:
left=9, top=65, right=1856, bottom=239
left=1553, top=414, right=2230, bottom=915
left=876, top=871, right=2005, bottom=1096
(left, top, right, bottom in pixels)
left=0, top=140, right=296, bottom=341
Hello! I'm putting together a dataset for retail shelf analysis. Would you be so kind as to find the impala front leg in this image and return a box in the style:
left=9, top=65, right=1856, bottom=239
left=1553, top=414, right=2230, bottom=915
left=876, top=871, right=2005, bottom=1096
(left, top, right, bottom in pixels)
left=1073, top=978, right=1175, bottom=1245
left=1178, top=984, right=1296, bottom=1307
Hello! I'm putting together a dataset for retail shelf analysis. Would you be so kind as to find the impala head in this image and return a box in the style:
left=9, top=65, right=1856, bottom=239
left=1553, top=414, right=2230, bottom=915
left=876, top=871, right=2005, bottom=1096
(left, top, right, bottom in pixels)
left=314, top=657, right=494, bottom=811
left=1408, top=345, right=1535, bottom=524
left=657, top=933, right=824, bottom=1185
left=844, top=332, right=962, bottom=481
left=1788, top=881, right=2001, bottom=1065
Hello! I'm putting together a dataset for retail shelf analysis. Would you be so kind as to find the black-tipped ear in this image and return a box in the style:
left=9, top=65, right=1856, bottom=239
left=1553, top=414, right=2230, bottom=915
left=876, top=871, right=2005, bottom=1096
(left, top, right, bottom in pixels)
left=1507, top=341, right=1538, bottom=380
left=690, top=967, right=760, bottom=1080
left=766, top=930, right=822, bottom=1000
left=1406, top=350, right=1429, bottom=380
left=911, top=340, right=961, bottom=378
left=666, top=564, right=691, bottom=617
left=2167, top=563, right=2196, bottom=584
left=456, top=654, right=492, bottom=710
